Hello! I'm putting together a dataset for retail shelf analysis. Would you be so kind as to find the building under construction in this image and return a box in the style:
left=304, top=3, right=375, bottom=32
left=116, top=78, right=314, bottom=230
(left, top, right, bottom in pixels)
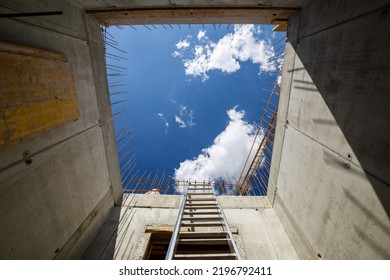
left=0, top=0, right=389, bottom=260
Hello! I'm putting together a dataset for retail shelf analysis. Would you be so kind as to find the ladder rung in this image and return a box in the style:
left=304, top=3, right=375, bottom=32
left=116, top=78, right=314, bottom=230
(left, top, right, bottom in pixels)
left=173, top=253, right=236, bottom=260
left=183, top=211, right=220, bottom=215
left=179, top=232, right=228, bottom=238
left=188, top=188, right=213, bottom=191
left=167, top=191, right=240, bottom=260
left=181, top=221, right=223, bottom=227
left=177, top=238, right=230, bottom=245
left=187, top=192, right=215, bottom=195
left=187, top=198, right=216, bottom=201
left=181, top=216, right=222, bottom=221
left=185, top=203, right=217, bottom=207
left=185, top=206, right=218, bottom=209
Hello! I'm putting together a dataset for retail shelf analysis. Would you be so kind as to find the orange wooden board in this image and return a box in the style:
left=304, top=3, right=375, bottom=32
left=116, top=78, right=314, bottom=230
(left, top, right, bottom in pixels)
left=272, top=20, right=288, bottom=32
left=0, top=41, right=79, bottom=149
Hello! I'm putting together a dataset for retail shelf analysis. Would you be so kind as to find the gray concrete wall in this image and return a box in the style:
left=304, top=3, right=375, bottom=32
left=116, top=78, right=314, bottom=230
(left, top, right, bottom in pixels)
left=83, top=194, right=298, bottom=260
left=4, top=0, right=388, bottom=261
left=268, top=0, right=390, bottom=259
left=0, top=0, right=122, bottom=259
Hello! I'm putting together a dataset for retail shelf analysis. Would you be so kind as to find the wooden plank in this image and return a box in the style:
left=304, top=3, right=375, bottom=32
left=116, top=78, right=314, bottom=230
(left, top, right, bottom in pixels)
left=183, top=211, right=221, bottom=215
left=187, top=192, right=215, bottom=195
left=179, top=232, right=228, bottom=238
left=0, top=41, right=79, bottom=149
left=185, top=205, right=218, bottom=208
left=178, top=238, right=230, bottom=245
left=181, top=216, right=222, bottom=221
left=145, top=225, right=174, bottom=233
left=174, top=253, right=236, bottom=260
left=181, top=221, right=223, bottom=227
left=187, top=198, right=216, bottom=201
left=272, top=20, right=288, bottom=32
left=87, top=7, right=299, bottom=26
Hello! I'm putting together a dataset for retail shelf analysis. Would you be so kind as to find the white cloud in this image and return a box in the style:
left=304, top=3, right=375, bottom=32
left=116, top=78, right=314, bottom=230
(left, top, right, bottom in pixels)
left=277, top=74, right=282, bottom=86
left=183, top=45, right=211, bottom=80
left=186, top=111, right=196, bottom=127
left=175, top=105, right=196, bottom=128
left=175, top=116, right=187, bottom=128
left=197, top=30, right=207, bottom=40
left=173, top=36, right=192, bottom=57
left=174, top=107, right=262, bottom=189
left=172, top=51, right=181, bottom=57
left=156, top=113, right=169, bottom=134
left=179, top=105, right=187, bottom=115
left=173, top=24, right=277, bottom=81
left=176, top=38, right=191, bottom=49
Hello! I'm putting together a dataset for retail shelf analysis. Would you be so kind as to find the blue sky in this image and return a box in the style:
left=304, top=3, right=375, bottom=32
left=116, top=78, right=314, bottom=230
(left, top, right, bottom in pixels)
left=107, top=24, right=284, bottom=186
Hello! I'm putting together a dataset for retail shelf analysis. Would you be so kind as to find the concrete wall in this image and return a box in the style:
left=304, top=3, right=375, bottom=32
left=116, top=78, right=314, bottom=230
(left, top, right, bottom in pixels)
left=83, top=194, right=298, bottom=260
left=0, top=0, right=122, bottom=259
left=4, top=0, right=389, bottom=261
left=268, top=0, right=390, bottom=259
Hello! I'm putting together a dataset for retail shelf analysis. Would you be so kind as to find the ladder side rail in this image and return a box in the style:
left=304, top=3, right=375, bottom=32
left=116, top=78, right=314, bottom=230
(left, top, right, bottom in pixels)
left=165, top=195, right=186, bottom=260
left=216, top=196, right=242, bottom=260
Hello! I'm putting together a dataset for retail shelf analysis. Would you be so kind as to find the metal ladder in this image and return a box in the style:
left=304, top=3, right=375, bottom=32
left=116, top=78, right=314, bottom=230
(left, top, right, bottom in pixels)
left=166, top=182, right=241, bottom=260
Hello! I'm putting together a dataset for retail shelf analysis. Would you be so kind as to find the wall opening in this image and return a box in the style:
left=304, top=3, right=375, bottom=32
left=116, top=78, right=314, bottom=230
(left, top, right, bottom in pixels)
left=143, top=229, right=173, bottom=260
left=101, top=23, right=284, bottom=196
left=140, top=225, right=242, bottom=260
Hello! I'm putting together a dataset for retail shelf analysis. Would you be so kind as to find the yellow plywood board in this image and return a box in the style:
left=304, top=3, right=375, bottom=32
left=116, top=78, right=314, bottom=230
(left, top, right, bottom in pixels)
left=272, top=20, right=288, bottom=32
left=0, top=41, right=79, bottom=149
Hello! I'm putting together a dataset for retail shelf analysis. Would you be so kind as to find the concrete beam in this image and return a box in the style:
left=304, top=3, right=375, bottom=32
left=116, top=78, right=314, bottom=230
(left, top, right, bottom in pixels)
left=87, top=7, right=299, bottom=26
left=84, top=14, right=123, bottom=205
left=73, top=0, right=309, bottom=10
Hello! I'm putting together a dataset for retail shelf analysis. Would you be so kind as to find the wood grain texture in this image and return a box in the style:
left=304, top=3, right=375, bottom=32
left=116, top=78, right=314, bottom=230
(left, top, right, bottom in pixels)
left=272, top=20, right=288, bottom=32
left=87, top=7, right=298, bottom=26
left=0, top=41, right=79, bottom=149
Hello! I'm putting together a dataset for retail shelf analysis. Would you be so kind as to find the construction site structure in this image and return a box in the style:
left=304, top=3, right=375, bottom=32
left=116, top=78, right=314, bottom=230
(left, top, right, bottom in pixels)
left=0, top=0, right=389, bottom=260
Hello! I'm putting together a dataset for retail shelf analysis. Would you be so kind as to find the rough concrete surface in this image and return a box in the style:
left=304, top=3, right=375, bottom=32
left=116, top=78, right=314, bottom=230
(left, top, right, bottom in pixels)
left=83, top=194, right=297, bottom=259
left=268, top=0, right=390, bottom=259
left=0, top=0, right=120, bottom=259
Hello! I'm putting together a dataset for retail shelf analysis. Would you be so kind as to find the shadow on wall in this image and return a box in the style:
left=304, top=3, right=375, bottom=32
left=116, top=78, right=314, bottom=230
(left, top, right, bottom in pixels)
left=82, top=205, right=121, bottom=259
left=342, top=188, right=390, bottom=259
left=288, top=3, right=390, bottom=218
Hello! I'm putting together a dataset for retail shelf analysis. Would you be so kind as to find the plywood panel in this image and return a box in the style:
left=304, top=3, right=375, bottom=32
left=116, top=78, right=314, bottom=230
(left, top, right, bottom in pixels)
left=0, top=41, right=79, bottom=149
